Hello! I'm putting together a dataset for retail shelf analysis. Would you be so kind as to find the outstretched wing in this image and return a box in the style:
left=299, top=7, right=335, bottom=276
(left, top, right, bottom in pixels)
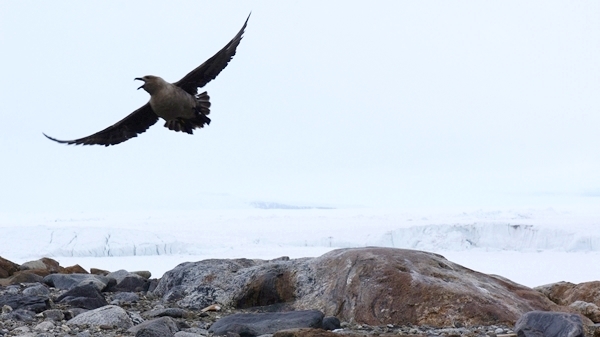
left=44, top=103, right=159, bottom=146
left=173, top=13, right=250, bottom=94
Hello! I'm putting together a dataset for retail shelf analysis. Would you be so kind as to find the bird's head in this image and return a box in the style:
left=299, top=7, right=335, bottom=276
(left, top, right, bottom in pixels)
left=134, top=75, right=165, bottom=95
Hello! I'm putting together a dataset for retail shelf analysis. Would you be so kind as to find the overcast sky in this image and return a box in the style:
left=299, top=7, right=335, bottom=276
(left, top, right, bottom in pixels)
left=1, top=1, right=599, bottom=214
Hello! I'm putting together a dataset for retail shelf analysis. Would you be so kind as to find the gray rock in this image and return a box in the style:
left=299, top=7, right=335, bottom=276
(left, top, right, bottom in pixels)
left=22, top=284, right=50, bottom=297
left=56, top=283, right=108, bottom=310
left=20, top=260, right=47, bottom=271
left=3, top=308, right=36, bottom=322
left=106, top=270, right=149, bottom=292
left=209, top=310, right=324, bottom=337
left=321, top=316, right=340, bottom=330
left=128, top=316, right=179, bottom=337
left=42, top=308, right=65, bottom=321
left=43, top=273, right=113, bottom=291
left=66, top=305, right=133, bottom=329
left=514, top=311, right=584, bottom=337
left=174, top=332, right=204, bottom=337
left=111, top=292, right=140, bottom=305
left=133, top=270, right=152, bottom=279
left=34, top=320, right=55, bottom=331
left=0, top=294, right=50, bottom=313
left=144, top=307, right=187, bottom=318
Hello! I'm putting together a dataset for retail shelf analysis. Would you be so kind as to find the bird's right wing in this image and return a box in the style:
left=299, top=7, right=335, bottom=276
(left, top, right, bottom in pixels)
left=173, top=13, right=250, bottom=94
left=44, top=103, right=159, bottom=146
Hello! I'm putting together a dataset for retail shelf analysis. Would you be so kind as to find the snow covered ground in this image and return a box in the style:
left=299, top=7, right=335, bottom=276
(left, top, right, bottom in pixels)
left=1, top=207, right=599, bottom=288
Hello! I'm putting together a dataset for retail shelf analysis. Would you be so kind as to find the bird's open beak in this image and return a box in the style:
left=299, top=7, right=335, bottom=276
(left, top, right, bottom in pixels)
left=134, top=77, right=145, bottom=90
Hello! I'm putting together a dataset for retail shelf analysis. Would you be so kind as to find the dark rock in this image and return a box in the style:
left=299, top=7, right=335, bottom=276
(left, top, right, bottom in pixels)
left=236, top=268, right=296, bottom=308
left=144, top=307, right=187, bottom=318
left=108, top=275, right=149, bottom=292
left=321, top=316, right=340, bottom=330
left=43, top=273, right=112, bottom=290
left=56, top=283, right=108, bottom=310
left=106, top=269, right=150, bottom=292
left=0, top=294, right=50, bottom=313
left=0, top=256, right=19, bottom=278
left=64, top=307, right=88, bottom=320
left=22, top=283, right=50, bottom=297
left=209, top=310, right=324, bottom=337
left=66, top=305, right=133, bottom=329
left=514, top=311, right=584, bottom=337
left=9, top=271, right=45, bottom=284
left=128, top=316, right=179, bottom=337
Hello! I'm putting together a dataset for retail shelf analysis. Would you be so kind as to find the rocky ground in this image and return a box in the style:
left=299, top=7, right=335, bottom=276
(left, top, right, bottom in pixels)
left=1, top=248, right=599, bottom=337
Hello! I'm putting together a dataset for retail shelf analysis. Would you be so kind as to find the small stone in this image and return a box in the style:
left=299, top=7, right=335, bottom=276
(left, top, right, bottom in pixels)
left=495, top=327, right=504, bottom=334
left=34, top=321, right=55, bottom=331
left=1, top=305, right=12, bottom=313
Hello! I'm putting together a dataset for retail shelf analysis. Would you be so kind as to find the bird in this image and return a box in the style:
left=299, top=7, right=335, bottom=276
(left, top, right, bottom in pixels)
left=44, top=14, right=249, bottom=146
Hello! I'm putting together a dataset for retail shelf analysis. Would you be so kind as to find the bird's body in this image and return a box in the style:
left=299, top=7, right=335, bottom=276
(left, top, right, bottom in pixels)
left=44, top=14, right=249, bottom=146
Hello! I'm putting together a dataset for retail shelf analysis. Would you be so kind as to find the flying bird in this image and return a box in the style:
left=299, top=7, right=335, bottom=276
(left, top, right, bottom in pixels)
left=44, top=14, right=249, bottom=146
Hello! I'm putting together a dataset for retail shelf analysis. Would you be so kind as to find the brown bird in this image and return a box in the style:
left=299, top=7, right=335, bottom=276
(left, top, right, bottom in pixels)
left=44, top=14, right=249, bottom=146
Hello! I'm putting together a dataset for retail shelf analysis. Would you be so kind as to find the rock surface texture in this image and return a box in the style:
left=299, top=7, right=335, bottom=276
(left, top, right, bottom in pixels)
left=514, top=311, right=584, bottom=337
left=0, top=249, right=598, bottom=337
left=155, top=247, right=558, bottom=326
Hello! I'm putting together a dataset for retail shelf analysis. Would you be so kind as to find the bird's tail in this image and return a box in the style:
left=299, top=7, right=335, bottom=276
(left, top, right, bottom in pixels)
left=164, top=91, right=212, bottom=134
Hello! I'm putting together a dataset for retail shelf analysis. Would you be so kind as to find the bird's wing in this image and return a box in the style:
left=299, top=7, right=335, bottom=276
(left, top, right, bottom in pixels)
left=44, top=103, right=159, bottom=146
left=173, top=13, right=250, bottom=94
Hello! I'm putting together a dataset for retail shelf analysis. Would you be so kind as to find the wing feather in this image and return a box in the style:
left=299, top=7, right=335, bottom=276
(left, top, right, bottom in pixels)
left=44, top=103, right=158, bottom=146
left=174, top=13, right=250, bottom=94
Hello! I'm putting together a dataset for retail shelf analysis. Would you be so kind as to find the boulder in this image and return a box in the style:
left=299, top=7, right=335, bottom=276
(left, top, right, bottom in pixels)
left=156, top=247, right=558, bottom=326
left=536, top=281, right=600, bottom=307
left=90, top=267, right=110, bottom=276
left=143, top=307, right=187, bottom=318
left=321, top=316, right=340, bottom=330
left=111, top=292, right=140, bottom=305
left=8, top=271, right=45, bottom=284
left=0, top=256, right=19, bottom=278
left=0, top=294, right=50, bottom=313
left=66, top=304, right=133, bottom=329
left=63, top=264, right=88, bottom=274
left=568, top=301, right=600, bottom=323
left=209, top=310, right=324, bottom=337
left=106, top=269, right=150, bottom=292
left=127, top=316, right=179, bottom=337
left=22, top=284, right=50, bottom=297
left=56, top=283, right=108, bottom=309
left=20, top=257, right=62, bottom=273
left=43, top=273, right=113, bottom=291
left=514, top=311, right=584, bottom=337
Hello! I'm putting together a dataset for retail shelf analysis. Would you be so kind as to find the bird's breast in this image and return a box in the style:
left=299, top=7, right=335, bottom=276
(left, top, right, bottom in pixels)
left=149, top=87, right=196, bottom=121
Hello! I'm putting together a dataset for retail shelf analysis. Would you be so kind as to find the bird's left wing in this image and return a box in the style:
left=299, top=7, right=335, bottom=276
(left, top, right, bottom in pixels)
left=44, top=103, right=159, bottom=146
left=173, top=13, right=250, bottom=94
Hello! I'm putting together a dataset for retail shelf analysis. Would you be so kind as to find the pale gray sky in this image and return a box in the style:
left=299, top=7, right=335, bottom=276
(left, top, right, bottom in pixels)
left=1, top=1, right=599, bottom=213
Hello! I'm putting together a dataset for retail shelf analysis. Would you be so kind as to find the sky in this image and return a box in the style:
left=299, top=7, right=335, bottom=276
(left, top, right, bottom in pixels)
left=1, top=1, right=599, bottom=214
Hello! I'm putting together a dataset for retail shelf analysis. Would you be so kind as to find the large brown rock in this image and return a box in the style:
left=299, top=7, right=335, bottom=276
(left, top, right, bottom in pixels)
left=536, top=281, right=600, bottom=307
left=156, top=247, right=558, bottom=326
left=0, top=256, right=19, bottom=278
left=294, top=248, right=557, bottom=326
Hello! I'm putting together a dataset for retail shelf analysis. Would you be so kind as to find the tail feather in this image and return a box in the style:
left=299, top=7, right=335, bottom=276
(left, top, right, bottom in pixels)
left=163, top=91, right=212, bottom=134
